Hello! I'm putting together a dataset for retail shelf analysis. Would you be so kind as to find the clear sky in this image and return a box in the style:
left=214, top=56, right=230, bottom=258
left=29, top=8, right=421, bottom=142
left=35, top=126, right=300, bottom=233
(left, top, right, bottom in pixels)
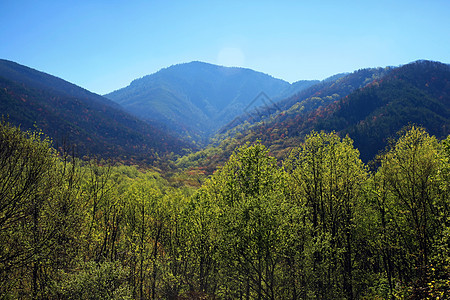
left=1, top=0, right=449, bottom=95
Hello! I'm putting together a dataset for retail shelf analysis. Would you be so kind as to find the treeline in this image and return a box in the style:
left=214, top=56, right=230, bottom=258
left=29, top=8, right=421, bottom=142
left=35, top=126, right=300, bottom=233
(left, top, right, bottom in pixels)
left=0, top=121, right=448, bottom=299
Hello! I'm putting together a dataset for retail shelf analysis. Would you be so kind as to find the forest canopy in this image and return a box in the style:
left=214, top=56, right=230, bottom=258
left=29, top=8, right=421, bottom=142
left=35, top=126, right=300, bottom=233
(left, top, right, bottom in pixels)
left=0, top=120, right=448, bottom=299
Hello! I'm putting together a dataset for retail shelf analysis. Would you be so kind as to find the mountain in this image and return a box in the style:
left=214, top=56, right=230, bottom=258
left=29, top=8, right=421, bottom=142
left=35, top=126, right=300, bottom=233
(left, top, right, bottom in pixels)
left=314, top=60, right=450, bottom=160
left=217, top=67, right=391, bottom=138
left=227, top=60, right=449, bottom=162
left=0, top=59, right=191, bottom=161
left=272, top=79, right=320, bottom=101
left=3, top=58, right=446, bottom=167
left=178, top=60, right=449, bottom=172
left=104, top=61, right=316, bottom=143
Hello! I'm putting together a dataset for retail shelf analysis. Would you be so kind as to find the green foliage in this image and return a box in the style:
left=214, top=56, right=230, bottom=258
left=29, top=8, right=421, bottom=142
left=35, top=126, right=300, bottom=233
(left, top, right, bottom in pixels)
left=0, top=120, right=84, bottom=298
left=203, top=143, right=289, bottom=298
left=375, top=126, right=449, bottom=298
left=56, top=261, right=132, bottom=300
left=0, top=120, right=448, bottom=299
left=284, top=131, right=370, bottom=299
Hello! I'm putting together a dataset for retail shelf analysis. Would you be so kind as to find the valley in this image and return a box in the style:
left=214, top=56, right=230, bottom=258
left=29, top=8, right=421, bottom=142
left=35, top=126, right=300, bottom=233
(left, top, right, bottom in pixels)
left=0, top=58, right=449, bottom=299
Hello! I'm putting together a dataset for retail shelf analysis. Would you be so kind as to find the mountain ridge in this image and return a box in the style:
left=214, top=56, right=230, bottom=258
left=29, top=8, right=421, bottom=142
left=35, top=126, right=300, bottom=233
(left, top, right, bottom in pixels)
left=0, top=59, right=192, bottom=162
left=104, top=61, right=318, bottom=143
left=2, top=58, right=448, bottom=166
left=177, top=60, right=449, bottom=172
left=238, top=60, right=450, bottom=161
left=0, top=59, right=120, bottom=109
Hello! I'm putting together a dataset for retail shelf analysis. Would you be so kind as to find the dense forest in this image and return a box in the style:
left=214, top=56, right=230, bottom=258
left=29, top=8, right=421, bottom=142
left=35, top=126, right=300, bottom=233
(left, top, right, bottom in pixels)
left=1, top=120, right=448, bottom=299
left=0, top=59, right=192, bottom=161
left=190, top=60, right=449, bottom=170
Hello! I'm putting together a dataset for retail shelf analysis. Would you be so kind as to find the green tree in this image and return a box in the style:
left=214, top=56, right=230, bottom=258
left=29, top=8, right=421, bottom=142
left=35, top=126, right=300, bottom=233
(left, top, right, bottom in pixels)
left=176, top=186, right=221, bottom=298
left=376, top=127, right=449, bottom=298
left=285, top=131, right=369, bottom=299
left=56, top=261, right=132, bottom=300
left=0, top=121, right=83, bottom=299
left=200, top=142, right=290, bottom=299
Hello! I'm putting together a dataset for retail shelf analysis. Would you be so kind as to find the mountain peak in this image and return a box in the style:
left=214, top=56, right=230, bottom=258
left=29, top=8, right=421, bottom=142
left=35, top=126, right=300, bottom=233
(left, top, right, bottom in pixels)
left=105, top=62, right=304, bottom=143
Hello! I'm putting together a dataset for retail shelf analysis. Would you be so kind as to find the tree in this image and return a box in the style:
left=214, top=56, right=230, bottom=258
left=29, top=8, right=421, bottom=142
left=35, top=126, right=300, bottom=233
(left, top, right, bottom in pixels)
left=199, top=142, right=290, bottom=299
left=285, top=131, right=368, bottom=299
left=0, top=121, right=82, bottom=299
left=56, top=261, right=132, bottom=300
left=376, top=127, right=449, bottom=298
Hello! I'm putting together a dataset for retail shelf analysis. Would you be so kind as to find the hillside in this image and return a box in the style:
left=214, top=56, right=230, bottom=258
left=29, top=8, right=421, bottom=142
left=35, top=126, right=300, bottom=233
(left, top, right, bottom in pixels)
left=0, top=59, right=191, bottom=161
left=217, top=70, right=376, bottom=133
left=315, top=60, right=450, bottom=160
left=105, top=61, right=317, bottom=143
left=178, top=60, right=449, bottom=172
left=234, top=60, right=449, bottom=161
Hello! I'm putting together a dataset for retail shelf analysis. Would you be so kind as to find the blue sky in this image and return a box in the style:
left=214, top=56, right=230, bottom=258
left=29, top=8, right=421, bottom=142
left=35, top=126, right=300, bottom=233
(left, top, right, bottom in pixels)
left=1, top=0, right=449, bottom=94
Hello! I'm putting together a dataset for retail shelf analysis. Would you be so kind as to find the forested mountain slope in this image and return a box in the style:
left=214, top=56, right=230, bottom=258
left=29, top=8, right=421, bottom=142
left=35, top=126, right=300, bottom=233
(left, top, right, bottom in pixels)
left=315, top=60, right=450, bottom=160
left=105, top=61, right=317, bottom=142
left=0, top=58, right=448, bottom=299
left=178, top=60, right=449, bottom=171
left=229, top=60, right=449, bottom=160
left=219, top=67, right=390, bottom=133
left=0, top=59, right=191, bottom=161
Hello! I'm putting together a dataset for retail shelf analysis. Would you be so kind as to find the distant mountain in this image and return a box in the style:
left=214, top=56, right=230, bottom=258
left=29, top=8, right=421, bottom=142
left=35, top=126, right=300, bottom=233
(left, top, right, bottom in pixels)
left=178, top=60, right=449, bottom=174
left=104, top=61, right=317, bottom=143
left=0, top=59, right=191, bottom=161
left=315, top=60, right=450, bottom=160
left=272, top=79, right=321, bottom=101
left=218, top=67, right=389, bottom=135
left=222, top=60, right=449, bottom=162
left=4, top=58, right=445, bottom=168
